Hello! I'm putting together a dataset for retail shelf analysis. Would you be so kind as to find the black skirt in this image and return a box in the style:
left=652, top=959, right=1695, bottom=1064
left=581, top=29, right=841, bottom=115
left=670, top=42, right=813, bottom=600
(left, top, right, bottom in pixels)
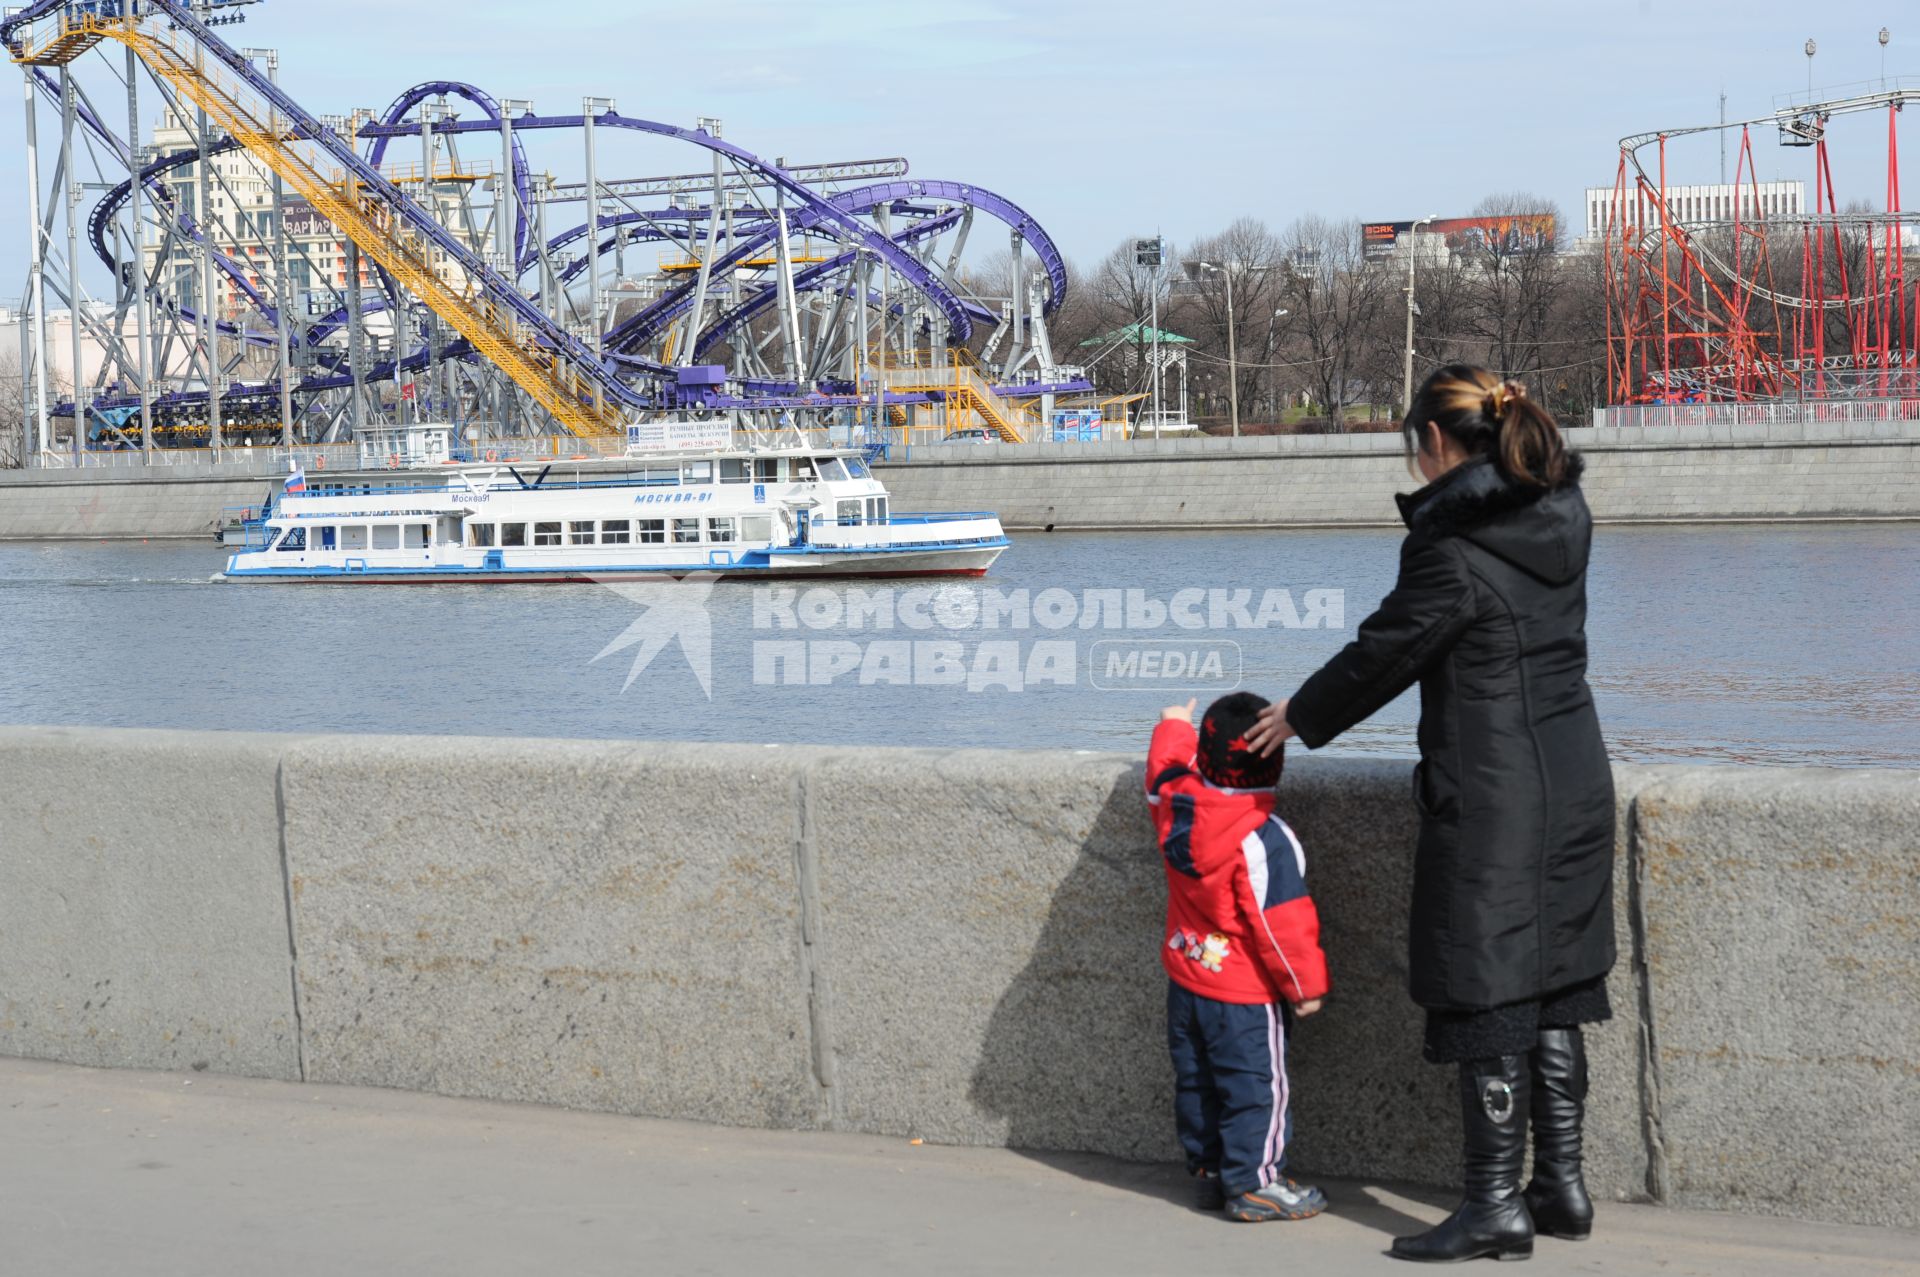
left=1422, top=976, right=1613, bottom=1064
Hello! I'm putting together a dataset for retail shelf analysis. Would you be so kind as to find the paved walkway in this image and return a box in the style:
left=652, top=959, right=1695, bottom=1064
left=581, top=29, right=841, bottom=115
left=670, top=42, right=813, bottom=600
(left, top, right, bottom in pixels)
left=2, top=1057, right=1913, bottom=1277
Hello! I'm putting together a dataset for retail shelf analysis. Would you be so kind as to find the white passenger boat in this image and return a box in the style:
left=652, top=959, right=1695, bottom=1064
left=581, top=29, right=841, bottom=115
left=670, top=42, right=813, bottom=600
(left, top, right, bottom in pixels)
left=218, top=423, right=1007, bottom=583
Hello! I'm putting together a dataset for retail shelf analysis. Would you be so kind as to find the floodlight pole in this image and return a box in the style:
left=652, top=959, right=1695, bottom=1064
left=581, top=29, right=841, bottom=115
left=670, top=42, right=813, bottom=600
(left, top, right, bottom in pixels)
left=1402, top=215, right=1436, bottom=417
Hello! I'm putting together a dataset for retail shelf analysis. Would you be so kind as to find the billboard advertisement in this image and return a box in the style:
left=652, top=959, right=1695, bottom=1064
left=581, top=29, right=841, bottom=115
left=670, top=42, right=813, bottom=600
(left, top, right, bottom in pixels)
left=1360, top=213, right=1558, bottom=262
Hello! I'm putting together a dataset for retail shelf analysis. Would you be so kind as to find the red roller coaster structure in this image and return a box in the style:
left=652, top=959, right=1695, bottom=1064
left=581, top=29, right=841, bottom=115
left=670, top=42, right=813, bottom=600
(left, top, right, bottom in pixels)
left=1604, top=80, right=1920, bottom=405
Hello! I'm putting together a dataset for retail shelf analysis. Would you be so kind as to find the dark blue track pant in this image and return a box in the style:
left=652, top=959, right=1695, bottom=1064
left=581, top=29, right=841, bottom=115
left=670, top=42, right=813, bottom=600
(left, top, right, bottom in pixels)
left=1167, top=981, right=1293, bottom=1197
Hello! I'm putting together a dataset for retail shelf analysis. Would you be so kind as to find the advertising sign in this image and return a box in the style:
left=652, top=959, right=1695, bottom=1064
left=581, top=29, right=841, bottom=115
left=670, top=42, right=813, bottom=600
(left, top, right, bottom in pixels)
left=624, top=418, right=735, bottom=453
left=1052, top=409, right=1105, bottom=442
left=1361, top=214, right=1558, bottom=262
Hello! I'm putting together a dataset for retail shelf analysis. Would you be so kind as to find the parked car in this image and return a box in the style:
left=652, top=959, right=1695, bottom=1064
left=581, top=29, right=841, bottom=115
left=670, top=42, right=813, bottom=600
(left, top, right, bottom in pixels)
left=942, top=428, right=995, bottom=443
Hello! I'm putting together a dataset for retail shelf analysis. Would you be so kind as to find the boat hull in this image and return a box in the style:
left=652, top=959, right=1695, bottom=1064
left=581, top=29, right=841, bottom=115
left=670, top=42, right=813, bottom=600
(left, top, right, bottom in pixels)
left=218, top=542, right=1007, bottom=583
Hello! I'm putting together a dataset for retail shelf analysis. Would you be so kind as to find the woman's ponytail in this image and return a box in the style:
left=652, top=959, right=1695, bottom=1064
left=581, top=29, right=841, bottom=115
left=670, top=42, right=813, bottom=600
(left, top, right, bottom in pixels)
left=1485, top=380, right=1568, bottom=489
left=1407, top=364, right=1570, bottom=489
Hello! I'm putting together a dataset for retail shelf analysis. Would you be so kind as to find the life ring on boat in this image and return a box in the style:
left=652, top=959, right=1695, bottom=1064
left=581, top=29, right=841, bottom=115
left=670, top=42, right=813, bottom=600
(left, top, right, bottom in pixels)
left=485, top=449, right=499, bottom=463
left=386, top=454, right=401, bottom=469
left=314, top=455, right=326, bottom=470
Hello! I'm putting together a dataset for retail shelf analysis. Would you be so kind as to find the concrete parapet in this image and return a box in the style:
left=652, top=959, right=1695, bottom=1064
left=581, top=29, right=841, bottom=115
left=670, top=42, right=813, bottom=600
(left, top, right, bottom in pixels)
left=1631, top=767, right=1920, bottom=1229
left=0, top=725, right=302, bottom=1079
left=276, top=735, right=824, bottom=1129
left=1, top=725, right=1914, bottom=1229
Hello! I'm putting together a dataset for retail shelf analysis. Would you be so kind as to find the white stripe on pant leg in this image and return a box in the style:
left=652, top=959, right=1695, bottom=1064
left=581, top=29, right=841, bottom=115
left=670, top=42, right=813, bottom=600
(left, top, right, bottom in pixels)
left=1273, top=1010, right=1291, bottom=1174
left=1259, top=1003, right=1283, bottom=1187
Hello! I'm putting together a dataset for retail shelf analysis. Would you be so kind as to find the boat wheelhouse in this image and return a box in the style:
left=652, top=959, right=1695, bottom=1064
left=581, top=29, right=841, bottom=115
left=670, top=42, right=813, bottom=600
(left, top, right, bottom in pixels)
left=219, top=424, right=1006, bottom=582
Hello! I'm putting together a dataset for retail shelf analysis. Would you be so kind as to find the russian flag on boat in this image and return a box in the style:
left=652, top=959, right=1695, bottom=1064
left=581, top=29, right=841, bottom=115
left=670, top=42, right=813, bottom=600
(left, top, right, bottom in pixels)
left=284, top=465, right=307, bottom=494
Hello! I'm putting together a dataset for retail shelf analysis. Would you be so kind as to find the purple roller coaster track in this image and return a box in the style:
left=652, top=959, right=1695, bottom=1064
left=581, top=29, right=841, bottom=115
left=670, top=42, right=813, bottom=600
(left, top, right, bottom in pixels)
left=3, top=0, right=1087, bottom=455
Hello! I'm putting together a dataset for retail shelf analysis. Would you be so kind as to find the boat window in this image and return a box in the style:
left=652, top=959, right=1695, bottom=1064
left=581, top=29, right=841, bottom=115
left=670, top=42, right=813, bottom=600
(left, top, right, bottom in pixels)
left=793, top=456, right=816, bottom=481
left=274, top=526, right=307, bottom=551
left=639, top=465, right=679, bottom=486
left=500, top=523, right=528, bottom=547
left=866, top=497, right=886, bottom=524
left=846, top=458, right=871, bottom=479
left=533, top=521, right=563, bottom=547
left=740, top=515, right=773, bottom=542
left=637, top=519, right=665, bottom=544
left=372, top=524, right=400, bottom=550
left=836, top=499, right=863, bottom=526
left=469, top=523, right=496, bottom=548
left=568, top=521, right=596, bottom=545
left=817, top=457, right=850, bottom=482
left=680, top=460, right=714, bottom=484
left=672, top=518, right=702, bottom=544
left=407, top=524, right=429, bottom=549
left=600, top=520, right=631, bottom=545
left=342, top=525, right=369, bottom=549
left=719, top=458, right=750, bottom=484
left=753, top=458, right=779, bottom=483
left=707, top=517, right=735, bottom=543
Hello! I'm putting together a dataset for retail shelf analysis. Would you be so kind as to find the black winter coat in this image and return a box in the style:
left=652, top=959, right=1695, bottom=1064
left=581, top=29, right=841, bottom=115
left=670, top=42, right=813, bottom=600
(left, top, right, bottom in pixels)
left=1287, top=454, right=1615, bottom=1012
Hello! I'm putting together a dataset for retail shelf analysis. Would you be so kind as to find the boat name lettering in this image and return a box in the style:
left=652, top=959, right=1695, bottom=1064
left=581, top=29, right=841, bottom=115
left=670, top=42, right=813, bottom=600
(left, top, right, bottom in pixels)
left=633, top=491, right=714, bottom=505
left=451, top=493, right=490, bottom=504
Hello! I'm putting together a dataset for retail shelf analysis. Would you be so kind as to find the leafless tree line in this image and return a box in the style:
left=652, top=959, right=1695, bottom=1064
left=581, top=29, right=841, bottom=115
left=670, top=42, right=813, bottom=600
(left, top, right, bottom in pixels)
left=1047, top=193, right=1610, bottom=430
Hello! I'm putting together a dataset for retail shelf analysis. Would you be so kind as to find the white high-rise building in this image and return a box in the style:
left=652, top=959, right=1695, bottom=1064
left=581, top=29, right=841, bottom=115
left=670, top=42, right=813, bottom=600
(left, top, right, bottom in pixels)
left=1582, top=180, right=1806, bottom=242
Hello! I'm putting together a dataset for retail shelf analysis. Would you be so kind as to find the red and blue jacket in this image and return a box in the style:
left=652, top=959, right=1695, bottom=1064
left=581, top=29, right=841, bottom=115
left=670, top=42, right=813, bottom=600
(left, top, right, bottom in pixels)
left=1146, top=719, right=1330, bottom=1006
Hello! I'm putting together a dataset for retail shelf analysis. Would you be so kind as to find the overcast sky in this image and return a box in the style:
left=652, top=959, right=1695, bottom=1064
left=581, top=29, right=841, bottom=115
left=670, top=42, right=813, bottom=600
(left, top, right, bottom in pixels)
left=2, top=0, right=1913, bottom=279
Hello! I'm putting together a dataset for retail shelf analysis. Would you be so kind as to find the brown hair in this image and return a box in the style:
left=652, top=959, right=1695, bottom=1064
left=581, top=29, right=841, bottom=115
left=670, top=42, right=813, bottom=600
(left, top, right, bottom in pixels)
left=1403, top=363, right=1569, bottom=489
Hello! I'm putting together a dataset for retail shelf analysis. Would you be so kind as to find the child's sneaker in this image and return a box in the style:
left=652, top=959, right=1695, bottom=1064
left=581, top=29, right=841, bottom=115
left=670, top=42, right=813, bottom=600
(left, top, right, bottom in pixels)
left=1226, top=1177, right=1327, bottom=1222
left=1191, top=1169, right=1225, bottom=1211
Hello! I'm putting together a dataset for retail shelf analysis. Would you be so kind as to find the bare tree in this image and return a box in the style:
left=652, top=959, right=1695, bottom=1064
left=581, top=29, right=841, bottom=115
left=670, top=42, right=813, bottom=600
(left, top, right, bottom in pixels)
left=1179, top=217, right=1286, bottom=419
left=1458, top=192, right=1565, bottom=379
left=1277, top=216, right=1390, bottom=426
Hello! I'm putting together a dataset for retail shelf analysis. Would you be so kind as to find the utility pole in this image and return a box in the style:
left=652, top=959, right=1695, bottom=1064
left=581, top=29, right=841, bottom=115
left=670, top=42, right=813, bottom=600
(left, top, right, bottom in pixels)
left=61, top=68, right=87, bottom=457
left=22, top=71, right=50, bottom=459
left=418, top=98, right=441, bottom=422
left=1719, top=88, right=1727, bottom=185
left=1198, top=260, right=1239, bottom=435
left=1402, top=214, right=1437, bottom=417
left=245, top=48, right=294, bottom=446
left=1135, top=235, right=1163, bottom=436
left=127, top=23, right=155, bottom=463
left=581, top=96, right=613, bottom=414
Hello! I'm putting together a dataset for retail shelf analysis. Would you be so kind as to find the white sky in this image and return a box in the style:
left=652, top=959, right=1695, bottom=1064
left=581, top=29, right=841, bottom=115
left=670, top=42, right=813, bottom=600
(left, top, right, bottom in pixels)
left=2, top=0, right=1914, bottom=280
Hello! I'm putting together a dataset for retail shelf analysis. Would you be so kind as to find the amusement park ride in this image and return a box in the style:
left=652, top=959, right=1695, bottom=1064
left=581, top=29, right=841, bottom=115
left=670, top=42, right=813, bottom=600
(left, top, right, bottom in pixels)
left=2, top=0, right=1088, bottom=456
left=1604, top=55, right=1920, bottom=406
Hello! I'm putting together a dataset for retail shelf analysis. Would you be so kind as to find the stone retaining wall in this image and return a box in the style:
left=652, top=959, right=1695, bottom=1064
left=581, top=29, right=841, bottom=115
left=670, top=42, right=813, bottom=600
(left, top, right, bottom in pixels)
left=1, top=725, right=1913, bottom=1228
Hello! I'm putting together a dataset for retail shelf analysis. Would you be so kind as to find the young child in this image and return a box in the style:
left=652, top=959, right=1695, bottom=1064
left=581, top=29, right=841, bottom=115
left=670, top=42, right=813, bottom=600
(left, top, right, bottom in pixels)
left=1146, top=691, right=1330, bottom=1222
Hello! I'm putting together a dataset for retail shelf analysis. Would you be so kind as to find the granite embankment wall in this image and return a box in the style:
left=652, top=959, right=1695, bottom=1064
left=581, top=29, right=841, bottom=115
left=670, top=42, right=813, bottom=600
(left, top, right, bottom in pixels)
left=0, top=467, right=267, bottom=539
left=1, top=725, right=1914, bottom=1229
left=3, top=419, right=1920, bottom=538
left=878, top=419, right=1920, bottom=527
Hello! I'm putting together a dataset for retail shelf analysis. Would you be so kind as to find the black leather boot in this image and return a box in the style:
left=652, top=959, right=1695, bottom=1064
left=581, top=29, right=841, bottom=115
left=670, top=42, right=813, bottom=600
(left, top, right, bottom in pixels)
left=1523, top=1027, right=1594, bottom=1240
left=1391, top=1055, right=1535, bottom=1263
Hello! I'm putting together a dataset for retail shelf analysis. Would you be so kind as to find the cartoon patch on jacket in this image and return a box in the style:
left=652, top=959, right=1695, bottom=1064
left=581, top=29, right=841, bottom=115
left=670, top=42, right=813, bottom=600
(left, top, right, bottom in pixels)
left=1199, top=933, right=1231, bottom=972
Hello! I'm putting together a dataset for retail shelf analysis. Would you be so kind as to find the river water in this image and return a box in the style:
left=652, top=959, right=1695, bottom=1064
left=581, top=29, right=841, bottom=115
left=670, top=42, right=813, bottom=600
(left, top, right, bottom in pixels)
left=0, top=525, right=1914, bottom=766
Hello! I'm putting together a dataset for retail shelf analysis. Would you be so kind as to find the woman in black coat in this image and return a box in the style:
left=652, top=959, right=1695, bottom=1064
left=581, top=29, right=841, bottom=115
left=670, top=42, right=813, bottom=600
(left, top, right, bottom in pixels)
left=1245, top=364, right=1614, bottom=1263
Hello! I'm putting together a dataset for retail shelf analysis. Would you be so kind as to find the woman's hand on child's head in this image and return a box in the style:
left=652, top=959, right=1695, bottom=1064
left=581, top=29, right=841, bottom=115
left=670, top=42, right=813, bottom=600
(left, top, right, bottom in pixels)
left=1293, top=998, right=1323, bottom=1018
left=1245, top=698, right=1296, bottom=757
left=1161, top=698, right=1198, bottom=724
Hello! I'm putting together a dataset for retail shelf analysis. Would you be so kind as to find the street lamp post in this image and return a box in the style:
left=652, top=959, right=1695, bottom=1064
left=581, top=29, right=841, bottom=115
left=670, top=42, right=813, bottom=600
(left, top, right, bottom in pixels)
left=1401, top=214, right=1437, bottom=417
left=1264, top=308, right=1289, bottom=421
left=1198, top=261, right=1239, bottom=435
